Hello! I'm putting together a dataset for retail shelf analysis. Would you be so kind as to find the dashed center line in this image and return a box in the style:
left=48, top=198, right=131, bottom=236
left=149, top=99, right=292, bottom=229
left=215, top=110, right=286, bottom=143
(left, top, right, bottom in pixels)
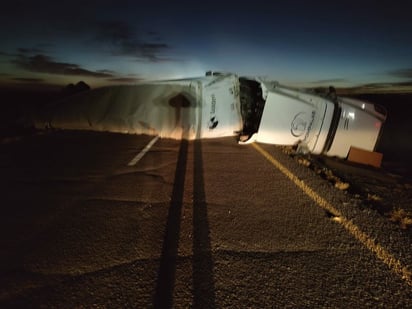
left=252, top=142, right=412, bottom=287
left=128, top=136, right=160, bottom=166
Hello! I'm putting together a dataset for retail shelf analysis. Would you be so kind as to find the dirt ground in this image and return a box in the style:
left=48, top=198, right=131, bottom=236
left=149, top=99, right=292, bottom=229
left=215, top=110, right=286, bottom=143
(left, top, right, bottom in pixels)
left=281, top=147, right=412, bottom=234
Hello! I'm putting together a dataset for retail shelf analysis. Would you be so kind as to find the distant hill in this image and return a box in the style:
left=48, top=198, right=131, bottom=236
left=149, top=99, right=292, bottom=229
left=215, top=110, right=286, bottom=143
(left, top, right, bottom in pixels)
left=336, top=82, right=412, bottom=95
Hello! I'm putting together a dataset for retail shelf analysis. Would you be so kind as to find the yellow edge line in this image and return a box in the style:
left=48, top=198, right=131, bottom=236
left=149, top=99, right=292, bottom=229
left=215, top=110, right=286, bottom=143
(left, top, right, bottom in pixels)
left=252, top=143, right=412, bottom=286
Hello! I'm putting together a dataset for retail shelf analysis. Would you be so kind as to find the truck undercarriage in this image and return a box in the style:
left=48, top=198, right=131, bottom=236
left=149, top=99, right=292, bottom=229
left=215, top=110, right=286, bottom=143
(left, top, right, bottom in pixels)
left=239, top=78, right=265, bottom=139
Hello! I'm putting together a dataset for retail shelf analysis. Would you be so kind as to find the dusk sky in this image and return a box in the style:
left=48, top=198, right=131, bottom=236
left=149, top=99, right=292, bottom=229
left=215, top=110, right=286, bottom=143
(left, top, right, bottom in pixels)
left=1, top=0, right=412, bottom=89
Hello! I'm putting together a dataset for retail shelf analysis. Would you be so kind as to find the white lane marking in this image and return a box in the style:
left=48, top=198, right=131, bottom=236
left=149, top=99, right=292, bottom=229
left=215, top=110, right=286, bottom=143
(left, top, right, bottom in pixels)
left=128, top=136, right=160, bottom=166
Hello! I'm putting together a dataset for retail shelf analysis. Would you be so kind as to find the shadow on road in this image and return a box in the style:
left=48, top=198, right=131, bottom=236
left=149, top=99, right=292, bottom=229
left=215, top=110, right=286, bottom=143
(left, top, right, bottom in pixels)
left=153, top=137, right=216, bottom=308
left=192, top=139, right=216, bottom=308
left=153, top=138, right=188, bottom=308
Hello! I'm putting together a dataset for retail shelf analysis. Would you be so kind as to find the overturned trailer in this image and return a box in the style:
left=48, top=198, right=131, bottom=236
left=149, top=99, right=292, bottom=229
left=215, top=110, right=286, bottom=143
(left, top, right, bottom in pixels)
left=35, top=72, right=386, bottom=159
left=35, top=74, right=242, bottom=140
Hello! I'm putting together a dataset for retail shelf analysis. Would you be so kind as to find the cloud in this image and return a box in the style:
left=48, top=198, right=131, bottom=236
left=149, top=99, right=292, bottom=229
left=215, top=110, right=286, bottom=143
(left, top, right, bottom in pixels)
left=140, top=43, right=171, bottom=62
left=96, top=21, right=171, bottom=62
left=362, top=81, right=412, bottom=88
left=309, top=78, right=346, bottom=85
left=389, top=68, right=412, bottom=79
left=12, top=54, right=114, bottom=78
left=107, top=77, right=143, bottom=83
left=0, top=51, right=14, bottom=57
left=17, top=47, right=45, bottom=54
left=12, top=77, right=45, bottom=83
left=7, top=48, right=146, bottom=82
left=96, top=69, right=117, bottom=75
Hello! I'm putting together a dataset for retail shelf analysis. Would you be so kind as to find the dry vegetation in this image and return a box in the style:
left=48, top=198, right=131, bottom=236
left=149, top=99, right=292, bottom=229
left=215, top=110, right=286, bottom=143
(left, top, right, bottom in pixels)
left=389, top=209, right=412, bottom=230
left=280, top=145, right=412, bottom=231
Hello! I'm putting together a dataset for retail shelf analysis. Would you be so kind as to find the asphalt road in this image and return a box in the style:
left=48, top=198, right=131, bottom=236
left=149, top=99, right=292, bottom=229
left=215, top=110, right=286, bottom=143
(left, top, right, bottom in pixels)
left=0, top=131, right=411, bottom=308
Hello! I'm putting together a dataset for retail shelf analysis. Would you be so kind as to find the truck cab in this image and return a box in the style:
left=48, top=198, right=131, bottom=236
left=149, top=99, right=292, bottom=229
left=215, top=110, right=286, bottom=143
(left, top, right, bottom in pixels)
left=237, top=77, right=387, bottom=158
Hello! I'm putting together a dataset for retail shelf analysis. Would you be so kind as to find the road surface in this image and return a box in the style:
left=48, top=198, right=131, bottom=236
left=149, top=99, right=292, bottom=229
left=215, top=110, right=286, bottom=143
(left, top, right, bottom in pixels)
left=0, top=131, right=411, bottom=308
